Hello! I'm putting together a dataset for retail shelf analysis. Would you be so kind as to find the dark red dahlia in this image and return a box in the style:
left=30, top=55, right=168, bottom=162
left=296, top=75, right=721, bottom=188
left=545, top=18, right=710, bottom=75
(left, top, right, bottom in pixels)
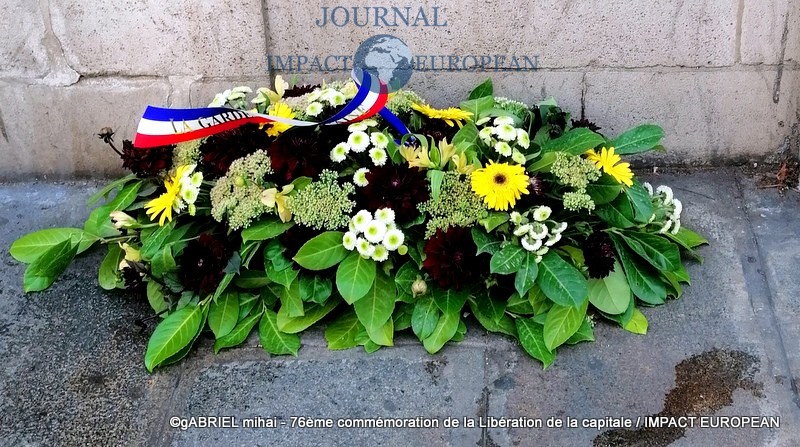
left=583, top=231, right=616, bottom=279
left=279, top=225, right=323, bottom=261
left=571, top=118, right=602, bottom=133
left=357, top=164, right=429, bottom=224
left=423, top=227, right=481, bottom=290
left=120, top=265, right=145, bottom=290
left=200, top=124, right=272, bottom=177
left=284, top=84, right=320, bottom=98
left=177, top=234, right=233, bottom=295
left=267, top=127, right=341, bottom=183
left=416, top=119, right=458, bottom=143
left=121, top=140, right=174, bottom=177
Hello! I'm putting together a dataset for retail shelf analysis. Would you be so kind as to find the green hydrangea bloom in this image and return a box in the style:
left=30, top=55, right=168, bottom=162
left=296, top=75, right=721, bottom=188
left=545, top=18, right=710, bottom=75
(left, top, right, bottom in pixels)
left=494, top=97, right=530, bottom=121
left=418, top=172, right=486, bottom=238
left=173, top=138, right=203, bottom=167
left=563, top=191, right=595, bottom=212
left=210, top=150, right=273, bottom=230
left=288, top=170, right=355, bottom=230
left=386, top=89, right=424, bottom=118
left=551, top=152, right=601, bottom=191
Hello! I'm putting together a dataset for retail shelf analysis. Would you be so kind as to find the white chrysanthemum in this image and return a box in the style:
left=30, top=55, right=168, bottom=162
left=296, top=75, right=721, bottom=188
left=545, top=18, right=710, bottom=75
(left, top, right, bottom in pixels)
left=348, top=122, right=368, bottom=133
left=550, top=221, right=568, bottom=234
left=328, top=92, right=346, bottom=106
left=479, top=127, right=494, bottom=145
left=475, top=117, right=492, bottom=126
left=330, top=142, right=349, bottom=162
left=533, top=206, right=552, bottom=222
left=348, top=131, right=370, bottom=153
left=535, top=246, right=550, bottom=256
left=671, top=220, right=681, bottom=235
left=659, top=220, right=673, bottom=234
left=544, top=232, right=562, bottom=247
left=509, top=211, right=522, bottom=225
left=386, top=222, right=398, bottom=231
left=352, top=210, right=373, bottom=233
left=369, top=148, right=387, bottom=166
left=370, top=132, right=389, bottom=149
left=356, top=238, right=375, bottom=257
left=516, top=129, right=530, bottom=149
left=511, top=150, right=526, bottom=165
left=371, top=244, right=389, bottom=262
left=364, top=220, right=388, bottom=244
left=494, top=124, right=517, bottom=141
left=189, top=172, right=203, bottom=188
left=348, top=221, right=357, bottom=233
left=672, top=199, right=683, bottom=219
left=494, top=141, right=512, bottom=157
left=521, top=236, right=543, bottom=252
left=382, top=228, right=405, bottom=251
left=353, top=168, right=370, bottom=187
left=342, top=231, right=357, bottom=251
left=307, top=89, right=322, bottom=102
left=374, top=208, right=395, bottom=224
left=360, top=119, right=378, bottom=128
left=494, top=116, right=515, bottom=126
left=657, top=185, right=674, bottom=204
left=534, top=255, right=543, bottom=263
left=529, top=222, right=549, bottom=240
left=305, top=102, right=323, bottom=117
left=648, top=213, right=656, bottom=223
left=642, top=182, right=654, bottom=196
left=513, top=224, right=532, bottom=237
left=180, top=186, right=198, bottom=204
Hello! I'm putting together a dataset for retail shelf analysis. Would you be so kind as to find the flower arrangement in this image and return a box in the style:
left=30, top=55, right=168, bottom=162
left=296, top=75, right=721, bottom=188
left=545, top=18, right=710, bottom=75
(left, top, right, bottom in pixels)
left=10, top=76, right=707, bottom=371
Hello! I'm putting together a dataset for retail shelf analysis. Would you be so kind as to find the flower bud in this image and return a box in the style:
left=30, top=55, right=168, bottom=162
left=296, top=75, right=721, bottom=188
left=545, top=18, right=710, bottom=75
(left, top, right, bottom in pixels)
left=411, top=277, right=428, bottom=297
left=110, top=211, right=136, bottom=229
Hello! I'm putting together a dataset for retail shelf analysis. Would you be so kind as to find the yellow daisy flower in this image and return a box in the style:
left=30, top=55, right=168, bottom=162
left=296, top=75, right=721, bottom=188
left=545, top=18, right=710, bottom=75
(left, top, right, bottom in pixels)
left=265, top=102, right=295, bottom=137
left=411, top=103, right=473, bottom=128
left=471, top=162, right=530, bottom=211
left=585, top=146, right=634, bottom=187
left=145, top=175, right=181, bottom=226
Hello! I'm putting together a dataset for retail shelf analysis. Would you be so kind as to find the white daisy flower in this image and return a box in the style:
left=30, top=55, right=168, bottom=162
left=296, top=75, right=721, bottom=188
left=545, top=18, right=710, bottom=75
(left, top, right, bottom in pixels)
left=307, top=89, right=322, bottom=102
left=342, top=231, right=357, bottom=251
left=382, top=229, right=405, bottom=251
left=180, top=186, right=198, bottom=204
left=534, top=255, right=543, bottom=263
left=305, top=102, right=323, bottom=117
left=509, top=211, right=522, bottom=225
left=479, top=127, right=494, bottom=145
left=374, top=208, right=395, bottom=224
left=511, top=150, right=526, bottom=165
left=386, top=222, right=398, bottom=231
left=672, top=199, right=683, bottom=219
left=494, top=141, right=513, bottom=157
left=330, top=92, right=346, bottom=106
left=521, top=236, right=543, bottom=252
left=670, top=220, right=681, bottom=235
left=352, top=210, right=373, bottom=232
left=348, top=131, right=370, bottom=153
left=189, top=172, right=203, bottom=188
left=513, top=224, right=532, bottom=237
left=360, top=119, right=379, bottom=128
left=353, top=168, right=370, bottom=187
left=356, top=238, right=375, bottom=257
left=348, top=122, right=368, bottom=132
left=369, top=148, right=387, bottom=166
left=550, top=221, right=568, bottom=234
left=642, top=182, right=654, bottom=196
left=516, top=129, right=530, bottom=149
left=535, top=246, right=550, bottom=256
left=494, top=116, right=515, bottom=126
left=371, top=244, right=389, bottom=262
left=529, top=222, right=549, bottom=240
left=364, top=220, right=388, bottom=244
left=656, top=185, right=674, bottom=204
left=544, top=232, right=562, bottom=247
left=330, top=143, right=349, bottom=162
left=348, top=221, right=357, bottom=233
left=494, top=123, right=518, bottom=141
left=533, top=206, right=552, bottom=222
left=370, top=132, right=389, bottom=149
left=659, top=220, right=673, bottom=234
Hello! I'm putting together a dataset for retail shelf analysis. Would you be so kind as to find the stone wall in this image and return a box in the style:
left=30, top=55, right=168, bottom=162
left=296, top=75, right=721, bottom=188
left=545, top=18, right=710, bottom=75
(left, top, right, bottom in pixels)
left=0, top=0, right=798, bottom=178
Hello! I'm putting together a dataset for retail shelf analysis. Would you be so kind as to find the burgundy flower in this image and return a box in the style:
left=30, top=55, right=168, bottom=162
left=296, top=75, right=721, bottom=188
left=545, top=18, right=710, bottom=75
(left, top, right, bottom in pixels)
left=120, top=140, right=173, bottom=177
left=416, top=119, right=458, bottom=143
left=120, top=265, right=145, bottom=291
left=267, top=127, right=341, bottom=183
left=571, top=118, right=602, bottom=133
left=284, top=84, right=320, bottom=98
left=583, top=231, right=616, bottom=279
left=177, top=234, right=233, bottom=295
left=200, top=124, right=272, bottom=177
left=357, top=164, right=429, bottom=224
left=423, top=227, right=481, bottom=290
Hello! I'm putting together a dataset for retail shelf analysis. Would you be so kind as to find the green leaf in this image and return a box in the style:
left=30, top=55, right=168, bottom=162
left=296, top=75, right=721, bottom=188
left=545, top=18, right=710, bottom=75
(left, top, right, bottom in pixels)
left=611, top=235, right=667, bottom=305
left=412, top=297, right=441, bottom=340
left=623, top=308, right=648, bottom=334
left=106, top=180, right=143, bottom=211
left=514, top=252, right=540, bottom=297
left=471, top=227, right=502, bottom=256
left=507, top=291, right=535, bottom=315
left=83, top=205, right=119, bottom=239
left=259, top=309, right=301, bottom=356
left=212, top=272, right=234, bottom=300
left=394, top=262, right=418, bottom=295
left=298, top=274, right=333, bottom=304
left=468, top=78, right=493, bottom=99
left=611, top=124, right=664, bottom=155
left=479, top=212, right=509, bottom=232
left=233, top=270, right=271, bottom=289
left=624, top=182, right=655, bottom=223
left=459, top=96, right=494, bottom=118
left=354, top=272, right=396, bottom=346
left=87, top=174, right=136, bottom=205
left=150, top=246, right=176, bottom=278
left=325, top=311, right=363, bottom=350
left=586, top=174, right=623, bottom=205
left=595, top=195, right=636, bottom=228
left=280, top=280, right=304, bottom=318
left=422, top=311, right=460, bottom=354
left=541, top=127, right=606, bottom=155
left=278, top=299, right=339, bottom=334
left=566, top=317, right=595, bottom=345
left=238, top=293, right=259, bottom=319
left=393, top=303, right=413, bottom=331
left=490, top=245, right=526, bottom=275
left=432, top=287, right=469, bottom=314
left=515, top=318, right=555, bottom=369
left=10, top=228, right=88, bottom=263
left=335, top=252, right=377, bottom=304
left=241, top=217, right=294, bottom=242
left=428, top=170, right=445, bottom=199
left=266, top=263, right=298, bottom=289
left=98, top=244, right=124, bottom=290
left=23, top=239, right=79, bottom=293
left=452, top=122, right=479, bottom=147
left=528, top=152, right=557, bottom=173
left=587, top=262, right=631, bottom=314
left=209, top=292, right=239, bottom=339
left=536, top=252, right=589, bottom=308
left=619, top=231, right=681, bottom=272
left=469, top=296, right=516, bottom=337
left=214, top=311, right=263, bottom=354
left=157, top=305, right=208, bottom=367
left=293, top=231, right=348, bottom=270
left=366, top=318, right=394, bottom=347
left=144, top=305, right=205, bottom=372
left=669, top=227, right=708, bottom=249
left=528, top=285, right=552, bottom=315
left=543, top=300, right=589, bottom=351
left=147, top=281, right=169, bottom=314
left=140, top=219, right=177, bottom=260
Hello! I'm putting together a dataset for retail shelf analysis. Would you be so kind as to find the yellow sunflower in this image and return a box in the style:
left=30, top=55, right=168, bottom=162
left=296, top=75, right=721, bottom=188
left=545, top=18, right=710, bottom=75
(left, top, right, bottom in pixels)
left=410, top=102, right=473, bottom=127
left=471, top=162, right=530, bottom=211
left=585, top=146, right=634, bottom=187
left=265, top=102, right=295, bottom=137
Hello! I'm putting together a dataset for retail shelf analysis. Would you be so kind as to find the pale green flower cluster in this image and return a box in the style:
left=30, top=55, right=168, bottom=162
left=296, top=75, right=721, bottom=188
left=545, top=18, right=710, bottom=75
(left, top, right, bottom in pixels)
left=510, top=208, right=568, bottom=262
left=173, top=139, right=203, bottom=167
left=563, top=191, right=596, bottom=212
left=418, top=172, right=486, bottom=238
left=289, top=170, right=355, bottom=230
left=551, top=152, right=601, bottom=212
left=210, top=150, right=273, bottom=230
left=386, top=89, right=424, bottom=118
left=494, top=97, right=530, bottom=121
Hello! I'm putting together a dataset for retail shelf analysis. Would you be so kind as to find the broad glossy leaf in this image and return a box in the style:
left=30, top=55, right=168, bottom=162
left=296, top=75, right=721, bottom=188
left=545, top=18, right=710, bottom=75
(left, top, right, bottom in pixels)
left=619, top=231, right=681, bottom=272
left=354, top=272, right=396, bottom=345
left=394, top=262, right=419, bottom=295
left=299, top=274, right=332, bottom=304
left=566, top=318, right=595, bottom=345
left=587, top=262, right=631, bottom=315
left=536, top=252, right=588, bottom=308
left=586, top=174, right=623, bottom=205
left=293, top=231, right=348, bottom=270
left=335, top=252, right=376, bottom=304
left=259, top=310, right=300, bottom=356
left=432, top=287, right=469, bottom=314
left=412, top=297, right=441, bottom=340
left=280, top=280, right=304, bottom=318
left=611, top=234, right=667, bottom=305
left=468, top=78, right=493, bottom=99
left=23, top=239, right=79, bottom=293
left=541, top=127, right=606, bottom=155
left=146, top=281, right=168, bottom=314
left=209, top=292, right=239, bottom=339
left=145, top=305, right=205, bottom=372
left=471, top=227, right=502, bottom=255
left=214, top=311, right=262, bottom=353
left=611, top=124, right=664, bottom=155
left=514, top=252, right=539, bottom=297
left=515, top=318, right=555, bottom=369
left=277, top=299, right=338, bottom=334
left=325, top=311, right=362, bottom=350
left=469, top=296, right=516, bottom=337
left=422, top=311, right=460, bottom=354
left=140, top=219, right=177, bottom=260
left=10, top=228, right=88, bottom=263
left=233, top=270, right=271, bottom=289
left=98, top=244, right=124, bottom=290
left=543, top=300, right=588, bottom=351
left=490, top=245, right=526, bottom=275
left=624, top=182, right=655, bottom=223
left=623, top=308, right=648, bottom=334
left=266, top=263, right=298, bottom=289
left=241, top=217, right=294, bottom=242
left=594, top=195, right=636, bottom=228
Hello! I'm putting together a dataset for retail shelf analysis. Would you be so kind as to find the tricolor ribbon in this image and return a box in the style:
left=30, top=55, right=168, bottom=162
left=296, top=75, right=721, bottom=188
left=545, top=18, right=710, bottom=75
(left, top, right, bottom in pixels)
left=134, top=69, right=409, bottom=148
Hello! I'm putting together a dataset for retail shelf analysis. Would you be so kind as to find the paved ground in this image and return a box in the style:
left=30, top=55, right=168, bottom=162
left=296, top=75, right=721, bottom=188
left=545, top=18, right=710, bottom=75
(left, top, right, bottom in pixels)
left=1, top=168, right=798, bottom=447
